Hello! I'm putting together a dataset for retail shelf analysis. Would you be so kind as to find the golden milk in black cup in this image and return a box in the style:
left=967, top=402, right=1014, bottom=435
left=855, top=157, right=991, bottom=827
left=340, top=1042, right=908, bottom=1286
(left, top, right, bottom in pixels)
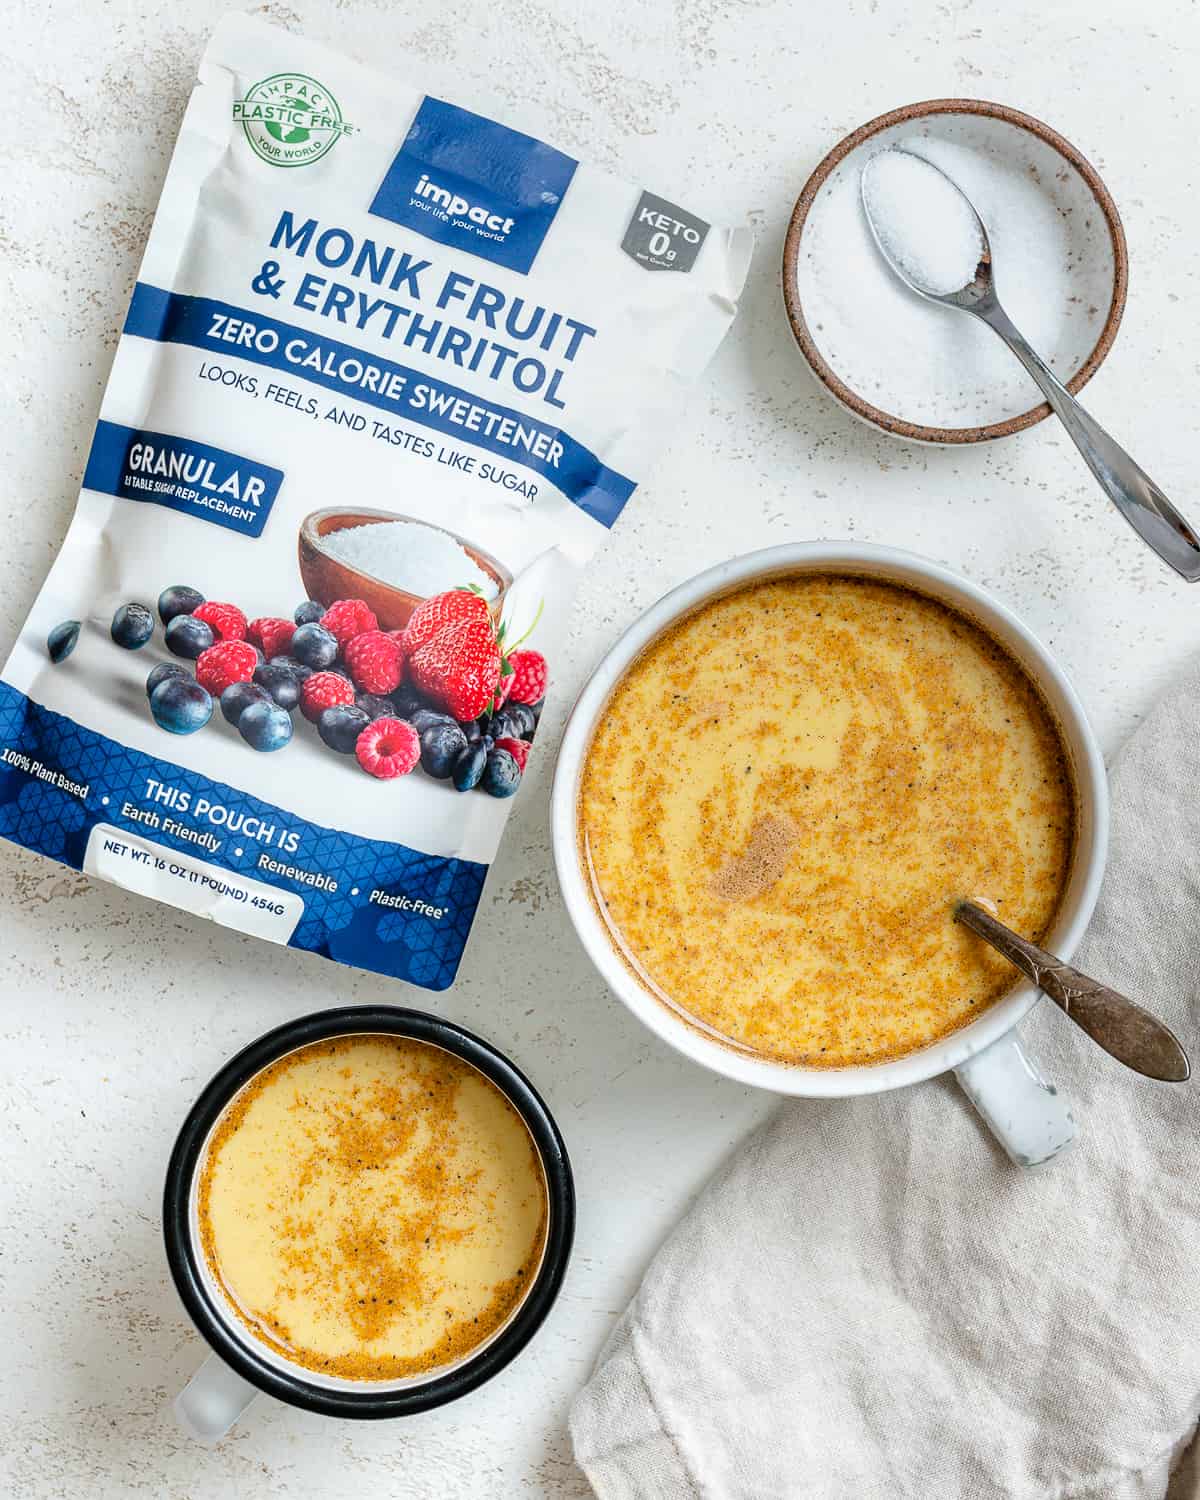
left=164, top=1006, right=573, bottom=1439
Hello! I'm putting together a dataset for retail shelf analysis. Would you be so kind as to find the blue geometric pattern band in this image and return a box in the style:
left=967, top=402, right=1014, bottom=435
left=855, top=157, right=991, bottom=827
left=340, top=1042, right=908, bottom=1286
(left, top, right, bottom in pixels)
left=0, top=681, right=485, bottom=990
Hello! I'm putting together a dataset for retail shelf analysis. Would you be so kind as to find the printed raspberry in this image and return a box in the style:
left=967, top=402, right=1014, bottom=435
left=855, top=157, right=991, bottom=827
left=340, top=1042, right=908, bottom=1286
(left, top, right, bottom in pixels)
left=401, top=588, right=490, bottom=660
left=192, top=601, right=247, bottom=642
left=195, top=640, right=258, bottom=696
left=344, top=630, right=404, bottom=695
left=320, top=598, right=378, bottom=649
left=248, top=616, right=296, bottom=658
left=356, top=717, right=420, bottom=779
left=494, top=736, right=529, bottom=771
left=409, top=617, right=500, bottom=723
left=300, top=670, right=357, bottom=722
left=506, top=649, right=547, bottom=705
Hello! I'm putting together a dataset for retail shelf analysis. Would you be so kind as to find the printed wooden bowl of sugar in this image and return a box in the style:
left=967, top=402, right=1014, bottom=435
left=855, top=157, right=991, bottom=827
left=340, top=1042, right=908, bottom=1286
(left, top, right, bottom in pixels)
left=298, top=508, right=512, bottom=631
left=781, top=99, right=1128, bottom=444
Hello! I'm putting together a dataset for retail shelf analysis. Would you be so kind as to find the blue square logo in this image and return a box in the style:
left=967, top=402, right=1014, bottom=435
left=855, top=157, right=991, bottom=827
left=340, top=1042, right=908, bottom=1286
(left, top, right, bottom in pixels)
left=370, top=97, right=577, bottom=275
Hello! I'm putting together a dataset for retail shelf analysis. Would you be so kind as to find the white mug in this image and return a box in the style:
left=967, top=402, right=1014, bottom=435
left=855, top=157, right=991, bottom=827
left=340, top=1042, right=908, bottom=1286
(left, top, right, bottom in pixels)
left=550, top=542, right=1108, bottom=1166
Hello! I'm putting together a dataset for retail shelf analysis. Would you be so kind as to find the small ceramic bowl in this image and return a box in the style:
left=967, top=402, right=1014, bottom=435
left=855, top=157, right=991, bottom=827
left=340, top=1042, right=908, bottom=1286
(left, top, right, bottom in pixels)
left=781, top=99, right=1129, bottom=443
left=298, top=507, right=512, bottom=631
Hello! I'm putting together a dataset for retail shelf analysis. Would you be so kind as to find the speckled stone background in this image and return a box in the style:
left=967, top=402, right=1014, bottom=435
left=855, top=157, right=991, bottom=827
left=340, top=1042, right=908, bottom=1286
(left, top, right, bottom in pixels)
left=4, top=1, right=1199, bottom=1494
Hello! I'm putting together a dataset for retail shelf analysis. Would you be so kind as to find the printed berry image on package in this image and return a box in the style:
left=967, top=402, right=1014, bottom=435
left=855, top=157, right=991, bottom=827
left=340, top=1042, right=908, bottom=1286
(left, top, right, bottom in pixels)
left=0, top=13, right=752, bottom=988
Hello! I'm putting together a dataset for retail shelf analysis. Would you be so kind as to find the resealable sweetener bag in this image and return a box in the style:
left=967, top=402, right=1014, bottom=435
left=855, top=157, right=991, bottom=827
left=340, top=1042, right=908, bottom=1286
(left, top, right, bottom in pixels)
left=0, top=15, right=751, bottom=987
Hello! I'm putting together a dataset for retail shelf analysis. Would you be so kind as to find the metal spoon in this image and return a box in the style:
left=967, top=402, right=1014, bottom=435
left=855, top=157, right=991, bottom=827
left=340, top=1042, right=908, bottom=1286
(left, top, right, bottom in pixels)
left=861, top=148, right=1200, bottom=581
left=955, top=899, right=1190, bottom=1081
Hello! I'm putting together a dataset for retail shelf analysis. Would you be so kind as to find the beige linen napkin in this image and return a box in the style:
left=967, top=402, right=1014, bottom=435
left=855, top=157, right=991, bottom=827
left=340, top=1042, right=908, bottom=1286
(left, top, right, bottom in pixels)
left=570, top=664, right=1200, bottom=1500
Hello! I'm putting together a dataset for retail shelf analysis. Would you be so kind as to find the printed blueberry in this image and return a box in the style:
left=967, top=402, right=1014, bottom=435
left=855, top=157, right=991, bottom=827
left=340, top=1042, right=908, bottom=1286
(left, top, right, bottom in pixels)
left=452, top=742, right=488, bottom=792
left=390, top=687, right=428, bottom=719
left=150, top=677, right=212, bottom=735
left=47, top=621, right=80, bottom=664
left=270, top=654, right=311, bottom=682
left=157, top=585, right=205, bottom=624
left=356, top=693, right=395, bottom=721
left=145, top=661, right=190, bottom=699
left=318, top=703, right=370, bottom=754
left=165, top=613, right=215, bottom=659
left=463, top=718, right=483, bottom=743
left=504, top=703, right=536, bottom=739
left=490, top=710, right=524, bottom=742
left=239, top=699, right=294, bottom=752
left=254, top=662, right=301, bottom=711
left=111, top=602, right=155, bottom=650
left=420, top=721, right=468, bottom=779
left=482, top=747, right=521, bottom=798
left=294, top=599, right=325, bottom=626
left=221, top=680, right=271, bottom=725
left=411, top=707, right=457, bottom=734
left=290, top=622, right=338, bottom=670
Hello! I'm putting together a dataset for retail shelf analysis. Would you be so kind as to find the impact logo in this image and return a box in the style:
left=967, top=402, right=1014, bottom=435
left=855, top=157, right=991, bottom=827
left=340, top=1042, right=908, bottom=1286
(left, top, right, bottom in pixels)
left=234, top=73, right=353, bottom=167
left=411, top=175, right=516, bottom=243
left=371, top=97, right=577, bottom=274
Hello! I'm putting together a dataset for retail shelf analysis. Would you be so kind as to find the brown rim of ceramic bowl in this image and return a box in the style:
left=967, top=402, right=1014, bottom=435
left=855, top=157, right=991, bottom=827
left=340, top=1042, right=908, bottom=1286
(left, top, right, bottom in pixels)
left=781, top=98, right=1129, bottom=444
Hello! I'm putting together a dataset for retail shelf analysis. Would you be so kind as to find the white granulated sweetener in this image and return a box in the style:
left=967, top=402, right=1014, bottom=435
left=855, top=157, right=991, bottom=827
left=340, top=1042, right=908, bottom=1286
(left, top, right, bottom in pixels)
left=861, top=149, right=984, bottom=297
left=319, top=519, right=499, bottom=600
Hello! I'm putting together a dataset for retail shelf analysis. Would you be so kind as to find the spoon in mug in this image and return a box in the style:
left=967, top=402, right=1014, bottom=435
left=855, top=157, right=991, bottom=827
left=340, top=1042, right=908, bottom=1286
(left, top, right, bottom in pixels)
left=861, top=148, right=1200, bottom=581
left=955, top=899, right=1190, bottom=1082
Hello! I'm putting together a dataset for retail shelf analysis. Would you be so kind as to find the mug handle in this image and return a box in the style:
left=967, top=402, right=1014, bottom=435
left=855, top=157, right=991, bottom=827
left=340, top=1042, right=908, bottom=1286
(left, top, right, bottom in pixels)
left=953, top=1030, right=1077, bottom=1168
left=175, top=1353, right=258, bottom=1444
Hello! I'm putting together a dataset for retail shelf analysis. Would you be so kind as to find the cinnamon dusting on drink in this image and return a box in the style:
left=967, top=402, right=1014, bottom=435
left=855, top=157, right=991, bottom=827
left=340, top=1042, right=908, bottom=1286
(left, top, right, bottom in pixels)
left=710, top=814, right=798, bottom=901
left=578, top=574, right=1075, bottom=1068
left=197, top=1035, right=547, bottom=1381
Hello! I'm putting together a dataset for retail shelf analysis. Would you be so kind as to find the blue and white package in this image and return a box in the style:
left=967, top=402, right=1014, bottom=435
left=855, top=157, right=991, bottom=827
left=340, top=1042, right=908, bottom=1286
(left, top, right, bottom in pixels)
left=0, top=14, right=752, bottom=989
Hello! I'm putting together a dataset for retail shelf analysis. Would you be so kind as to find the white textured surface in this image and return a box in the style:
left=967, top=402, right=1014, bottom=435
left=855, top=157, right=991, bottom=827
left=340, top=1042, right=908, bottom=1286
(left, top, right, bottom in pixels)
left=2, top=1, right=1199, bottom=1495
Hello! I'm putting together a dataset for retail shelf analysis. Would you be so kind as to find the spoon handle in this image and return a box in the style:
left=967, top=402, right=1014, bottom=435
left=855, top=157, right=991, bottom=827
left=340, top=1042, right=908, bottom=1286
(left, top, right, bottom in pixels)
left=974, top=301, right=1200, bottom=581
left=955, top=900, right=1191, bottom=1082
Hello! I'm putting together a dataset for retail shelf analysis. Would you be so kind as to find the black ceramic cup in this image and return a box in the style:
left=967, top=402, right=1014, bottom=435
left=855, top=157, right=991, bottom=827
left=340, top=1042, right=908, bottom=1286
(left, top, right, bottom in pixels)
left=164, top=1005, right=573, bottom=1439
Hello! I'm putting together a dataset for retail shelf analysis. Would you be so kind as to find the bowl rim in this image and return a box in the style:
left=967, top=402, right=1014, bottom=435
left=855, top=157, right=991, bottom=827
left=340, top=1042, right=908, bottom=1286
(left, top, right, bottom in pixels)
left=299, top=505, right=514, bottom=604
left=780, top=97, right=1130, bottom=444
left=550, top=542, right=1110, bottom=1098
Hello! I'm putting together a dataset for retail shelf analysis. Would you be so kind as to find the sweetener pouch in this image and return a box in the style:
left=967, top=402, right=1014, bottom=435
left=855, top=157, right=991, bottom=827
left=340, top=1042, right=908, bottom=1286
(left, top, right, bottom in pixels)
left=0, top=14, right=751, bottom=988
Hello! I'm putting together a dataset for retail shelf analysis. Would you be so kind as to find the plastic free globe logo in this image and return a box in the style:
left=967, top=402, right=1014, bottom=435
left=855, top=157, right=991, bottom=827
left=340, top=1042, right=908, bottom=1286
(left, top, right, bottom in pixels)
left=234, top=73, right=352, bottom=167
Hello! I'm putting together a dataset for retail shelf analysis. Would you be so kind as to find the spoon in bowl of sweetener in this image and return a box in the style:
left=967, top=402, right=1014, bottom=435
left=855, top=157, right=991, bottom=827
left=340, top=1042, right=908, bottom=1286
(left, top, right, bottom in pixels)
left=956, top=899, right=1190, bottom=1081
left=861, top=147, right=1200, bottom=581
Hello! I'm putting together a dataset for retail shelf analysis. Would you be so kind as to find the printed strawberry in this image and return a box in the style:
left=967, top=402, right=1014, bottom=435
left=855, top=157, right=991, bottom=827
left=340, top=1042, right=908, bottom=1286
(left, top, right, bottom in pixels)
left=401, top=588, right=490, bottom=660
left=409, top=617, right=501, bottom=723
left=344, top=630, right=404, bottom=695
left=356, top=717, right=420, bottom=779
left=494, top=736, right=529, bottom=771
left=505, top=649, right=547, bottom=705
left=247, top=616, right=296, bottom=658
left=300, top=670, right=357, bottom=722
left=320, top=598, right=378, bottom=649
left=195, top=640, right=258, bottom=696
left=193, top=601, right=247, bottom=642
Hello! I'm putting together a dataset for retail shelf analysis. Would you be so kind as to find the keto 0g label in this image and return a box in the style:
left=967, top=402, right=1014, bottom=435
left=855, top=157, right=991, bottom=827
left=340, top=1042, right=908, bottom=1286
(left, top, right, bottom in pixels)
left=234, top=73, right=351, bottom=167
left=621, top=190, right=710, bottom=273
